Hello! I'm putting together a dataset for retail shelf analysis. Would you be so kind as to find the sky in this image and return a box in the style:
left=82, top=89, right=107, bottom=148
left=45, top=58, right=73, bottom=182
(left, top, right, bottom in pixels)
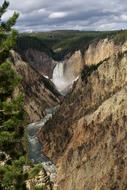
left=0, top=0, right=127, bottom=32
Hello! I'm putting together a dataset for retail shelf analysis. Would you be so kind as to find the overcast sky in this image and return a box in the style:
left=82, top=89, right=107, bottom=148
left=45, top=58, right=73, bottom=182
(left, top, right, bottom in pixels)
left=0, top=0, right=127, bottom=32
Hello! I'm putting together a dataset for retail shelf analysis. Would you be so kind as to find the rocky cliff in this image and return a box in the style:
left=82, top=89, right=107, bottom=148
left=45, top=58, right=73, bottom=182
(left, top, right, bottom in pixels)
left=39, top=39, right=127, bottom=190
left=23, top=48, right=56, bottom=78
left=83, top=38, right=127, bottom=65
left=11, top=50, right=60, bottom=122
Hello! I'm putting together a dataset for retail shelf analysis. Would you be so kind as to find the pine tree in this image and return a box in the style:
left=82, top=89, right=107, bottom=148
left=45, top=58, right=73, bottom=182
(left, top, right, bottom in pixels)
left=0, top=1, right=27, bottom=189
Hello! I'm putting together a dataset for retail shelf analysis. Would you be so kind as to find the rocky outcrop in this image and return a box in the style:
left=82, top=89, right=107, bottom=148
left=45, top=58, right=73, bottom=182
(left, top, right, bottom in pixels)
left=25, top=166, right=53, bottom=190
left=39, top=39, right=127, bottom=190
left=24, top=48, right=56, bottom=78
left=64, top=51, right=83, bottom=81
left=0, top=151, right=11, bottom=166
left=83, top=38, right=127, bottom=65
left=11, top=50, right=60, bottom=122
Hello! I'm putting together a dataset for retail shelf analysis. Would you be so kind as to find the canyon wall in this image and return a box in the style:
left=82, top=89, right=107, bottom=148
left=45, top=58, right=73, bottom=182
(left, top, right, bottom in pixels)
left=83, top=38, right=127, bottom=65
left=24, top=48, right=56, bottom=78
left=39, top=39, right=127, bottom=190
left=11, top=50, right=60, bottom=122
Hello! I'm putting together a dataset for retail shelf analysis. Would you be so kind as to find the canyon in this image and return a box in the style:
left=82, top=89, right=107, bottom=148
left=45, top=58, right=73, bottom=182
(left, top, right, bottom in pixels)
left=1, top=1, right=127, bottom=189
left=13, top=34, right=127, bottom=190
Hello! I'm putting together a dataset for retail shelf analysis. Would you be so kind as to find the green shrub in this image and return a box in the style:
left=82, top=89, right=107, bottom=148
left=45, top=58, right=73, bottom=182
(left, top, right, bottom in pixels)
left=28, top=164, right=42, bottom=179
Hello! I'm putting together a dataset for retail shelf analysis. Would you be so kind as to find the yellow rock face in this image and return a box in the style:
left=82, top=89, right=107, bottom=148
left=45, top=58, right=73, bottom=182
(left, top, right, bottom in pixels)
left=39, top=38, right=127, bottom=190
left=84, top=38, right=127, bottom=66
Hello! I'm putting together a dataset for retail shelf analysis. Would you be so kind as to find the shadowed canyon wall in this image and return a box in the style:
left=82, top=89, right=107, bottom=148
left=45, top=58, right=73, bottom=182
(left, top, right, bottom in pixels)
left=11, top=50, right=60, bottom=122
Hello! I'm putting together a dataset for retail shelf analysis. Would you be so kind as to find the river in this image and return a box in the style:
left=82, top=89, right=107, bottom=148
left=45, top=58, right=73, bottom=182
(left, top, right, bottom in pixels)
left=26, top=106, right=59, bottom=182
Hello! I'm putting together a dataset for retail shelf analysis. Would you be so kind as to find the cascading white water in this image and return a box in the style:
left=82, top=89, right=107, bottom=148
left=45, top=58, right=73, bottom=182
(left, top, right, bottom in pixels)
left=53, top=62, right=64, bottom=79
left=52, top=62, right=68, bottom=92
left=52, top=50, right=83, bottom=94
left=52, top=62, right=79, bottom=94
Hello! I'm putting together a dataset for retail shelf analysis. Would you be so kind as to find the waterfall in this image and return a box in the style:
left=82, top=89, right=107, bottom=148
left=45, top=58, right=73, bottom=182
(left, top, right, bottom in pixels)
left=52, top=62, right=66, bottom=92
left=52, top=62, right=72, bottom=93
left=52, top=62, right=79, bottom=94
left=53, top=62, right=64, bottom=79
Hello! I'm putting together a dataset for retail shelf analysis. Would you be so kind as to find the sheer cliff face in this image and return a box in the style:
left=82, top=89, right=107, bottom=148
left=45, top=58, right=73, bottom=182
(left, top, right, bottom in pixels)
left=24, top=48, right=56, bottom=78
left=11, top=50, right=60, bottom=122
left=39, top=39, right=127, bottom=190
left=83, top=38, right=127, bottom=65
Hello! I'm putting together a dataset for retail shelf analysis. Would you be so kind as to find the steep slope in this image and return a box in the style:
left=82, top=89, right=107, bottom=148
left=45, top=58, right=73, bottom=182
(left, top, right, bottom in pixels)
left=11, top=50, right=60, bottom=122
left=39, top=39, right=127, bottom=190
left=21, top=48, right=56, bottom=78
left=83, top=38, right=127, bottom=65
left=16, top=35, right=56, bottom=78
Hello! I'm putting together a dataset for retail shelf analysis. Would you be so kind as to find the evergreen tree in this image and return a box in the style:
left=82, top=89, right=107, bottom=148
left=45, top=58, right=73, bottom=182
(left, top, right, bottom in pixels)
left=0, top=1, right=27, bottom=189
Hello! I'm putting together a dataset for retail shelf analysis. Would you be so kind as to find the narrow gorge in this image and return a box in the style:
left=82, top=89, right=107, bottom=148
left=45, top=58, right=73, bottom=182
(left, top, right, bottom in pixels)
left=14, top=33, right=127, bottom=190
